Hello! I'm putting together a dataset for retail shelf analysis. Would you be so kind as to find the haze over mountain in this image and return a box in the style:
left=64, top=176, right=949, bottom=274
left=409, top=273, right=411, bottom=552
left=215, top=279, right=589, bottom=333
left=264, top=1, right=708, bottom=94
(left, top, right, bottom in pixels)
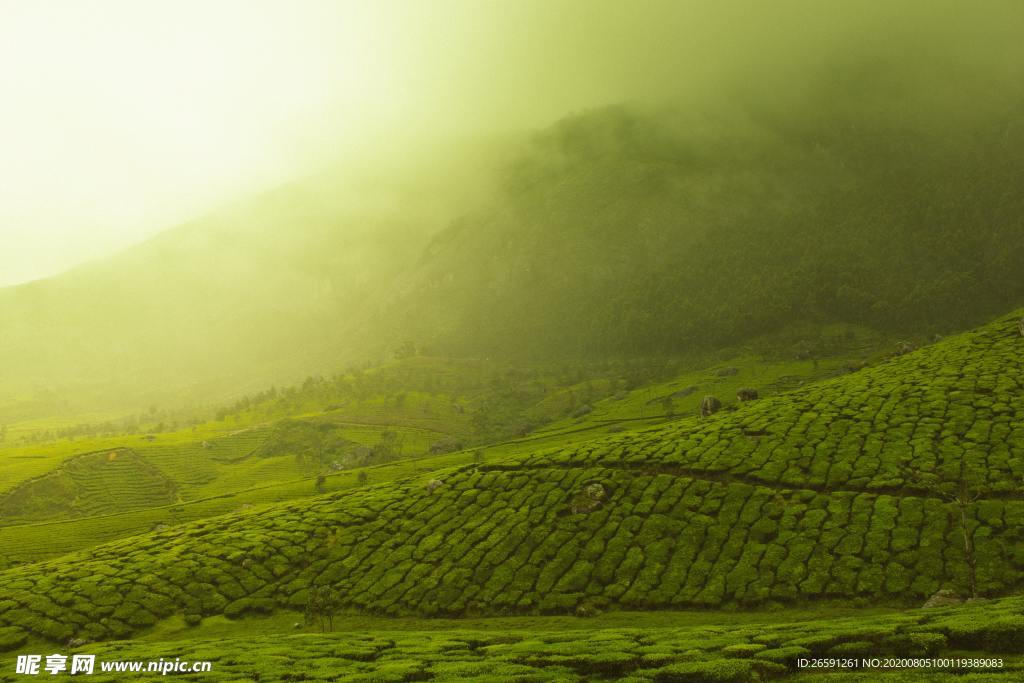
left=1, top=1, right=1022, bottom=419
left=384, top=61, right=1024, bottom=358
left=0, top=147, right=505, bottom=415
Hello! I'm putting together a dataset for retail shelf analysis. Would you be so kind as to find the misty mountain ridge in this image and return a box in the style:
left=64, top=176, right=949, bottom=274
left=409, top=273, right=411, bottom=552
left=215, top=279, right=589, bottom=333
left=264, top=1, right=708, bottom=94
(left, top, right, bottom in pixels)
left=1, top=57, right=1022, bottom=415
left=382, top=60, right=1024, bottom=357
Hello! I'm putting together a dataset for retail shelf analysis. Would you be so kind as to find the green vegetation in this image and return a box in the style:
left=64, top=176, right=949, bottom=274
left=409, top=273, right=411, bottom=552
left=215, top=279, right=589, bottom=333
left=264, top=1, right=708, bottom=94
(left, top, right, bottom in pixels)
left=0, top=448, right=175, bottom=523
left=4, top=597, right=1023, bottom=680
left=0, top=311, right=1021, bottom=652
left=1, top=7, right=1023, bottom=678
left=0, top=332, right=873, bottom=569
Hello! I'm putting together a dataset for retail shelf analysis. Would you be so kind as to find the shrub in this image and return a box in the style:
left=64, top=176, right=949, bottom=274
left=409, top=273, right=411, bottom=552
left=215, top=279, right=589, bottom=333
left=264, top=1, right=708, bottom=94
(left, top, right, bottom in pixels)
left=943, top=615, right=1024, bottom=652
left=753, top=645, right=810, bottom=668
left=651, top=658, right=754, bottom=682
left=224, top=598, right=253, bottom=619
left=0, top=626, right=26, bottom=652
left=720, top=643, right=765, bottom=658
left=881, top=631, right=946, bottom=656
left=828, top=640, right=874, bottom=656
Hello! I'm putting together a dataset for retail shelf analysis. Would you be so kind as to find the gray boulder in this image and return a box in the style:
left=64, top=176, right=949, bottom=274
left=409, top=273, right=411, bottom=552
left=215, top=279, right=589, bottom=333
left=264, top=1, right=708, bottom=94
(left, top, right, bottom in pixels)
left=736, top=387, right=759, bottom=402
left=921, top=589, right=962, bottom=608
left=699, top=395, right=722, bottom=418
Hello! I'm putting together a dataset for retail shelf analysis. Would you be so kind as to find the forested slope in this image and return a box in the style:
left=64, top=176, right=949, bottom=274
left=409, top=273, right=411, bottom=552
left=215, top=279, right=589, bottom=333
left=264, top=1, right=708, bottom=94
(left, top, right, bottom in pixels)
left=385, top=64, right=1024, bottom=357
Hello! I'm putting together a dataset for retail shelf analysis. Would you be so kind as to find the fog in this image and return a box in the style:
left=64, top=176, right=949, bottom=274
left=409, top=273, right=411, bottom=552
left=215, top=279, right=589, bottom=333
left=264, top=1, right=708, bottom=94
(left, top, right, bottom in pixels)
left=1, top=0, right=1021, bottom=286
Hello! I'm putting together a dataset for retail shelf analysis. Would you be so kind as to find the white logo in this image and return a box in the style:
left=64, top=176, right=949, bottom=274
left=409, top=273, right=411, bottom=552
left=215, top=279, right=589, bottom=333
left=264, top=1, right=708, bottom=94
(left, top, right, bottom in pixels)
left=71, top=655, right=96, bottom=674
left=14, top=653, right=94, bottom=675
left=15, top=655, right=40, bottom=675
left=43, top=654, right=66, bottom=675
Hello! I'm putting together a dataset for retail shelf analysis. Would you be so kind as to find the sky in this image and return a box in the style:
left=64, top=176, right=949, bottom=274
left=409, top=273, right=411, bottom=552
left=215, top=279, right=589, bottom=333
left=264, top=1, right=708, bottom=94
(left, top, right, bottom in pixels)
left=0, top=1, right=388, bottom=286
left=1, top=0, right=1021, bottom=287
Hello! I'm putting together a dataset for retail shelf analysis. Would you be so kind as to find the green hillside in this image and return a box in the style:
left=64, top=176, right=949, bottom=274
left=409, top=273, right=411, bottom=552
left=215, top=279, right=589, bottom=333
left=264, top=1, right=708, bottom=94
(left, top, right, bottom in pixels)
left=0, top=309, right=1020, bottom=651
left=0, top=448, right=176, bottom=523
left=0, top=334, right=876, bottom=570
left=381, top=70, right=1024, bottom=358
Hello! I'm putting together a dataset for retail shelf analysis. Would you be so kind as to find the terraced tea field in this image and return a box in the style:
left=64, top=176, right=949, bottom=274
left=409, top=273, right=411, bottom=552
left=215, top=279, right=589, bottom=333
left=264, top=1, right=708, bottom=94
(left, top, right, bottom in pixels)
left=0, top=435, right=484, bottom=570
left=139, top=428, right=270, bottom=487
left=0, top=310, right=1020, bottom=652
left=0, top=428, right=272, bottom=526
left=3, top=595, right=1023, bottom=680
left=0, top=331, right=883, bottom=571
left=0, top=448, right=176, bottom=523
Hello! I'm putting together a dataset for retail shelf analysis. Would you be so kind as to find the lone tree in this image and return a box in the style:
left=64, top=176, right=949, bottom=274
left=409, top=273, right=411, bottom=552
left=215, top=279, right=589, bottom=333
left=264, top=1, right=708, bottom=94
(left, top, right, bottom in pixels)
left=906, top=465, right=982, bottom=600
left=304, top=585, right=339, bottom=632
left=943, top=480, right=981, bottom=599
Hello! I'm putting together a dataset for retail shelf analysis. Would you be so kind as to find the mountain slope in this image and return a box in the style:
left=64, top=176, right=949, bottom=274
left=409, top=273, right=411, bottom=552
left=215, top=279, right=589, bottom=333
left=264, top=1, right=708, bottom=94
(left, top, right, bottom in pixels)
left=0, top=151, right=499, bottom=417
left=381, top=64, right=1024, bottom=358
left=2, top=59, right=1022, bottom=415
left=0, top=191, right=402, bottom=411
left=1, top=308, right=1021, bottom=647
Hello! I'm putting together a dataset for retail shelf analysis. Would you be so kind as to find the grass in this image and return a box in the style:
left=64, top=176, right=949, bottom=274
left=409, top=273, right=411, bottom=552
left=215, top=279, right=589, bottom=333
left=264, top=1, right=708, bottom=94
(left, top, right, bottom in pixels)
left=3, top=596, right=1023, bottom=681
left=0, top=311, right=1021, bottom=648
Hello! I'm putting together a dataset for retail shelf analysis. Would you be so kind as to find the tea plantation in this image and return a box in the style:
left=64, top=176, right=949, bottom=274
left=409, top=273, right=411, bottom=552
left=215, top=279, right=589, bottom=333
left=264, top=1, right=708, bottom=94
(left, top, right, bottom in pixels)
left=0, top=448, right=177, bottom=523
left=0, top=335, right=877, bottom=571
left=2, top=595, right=1023, bottom=681
left=0, top=310, right=1022, bottom=677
